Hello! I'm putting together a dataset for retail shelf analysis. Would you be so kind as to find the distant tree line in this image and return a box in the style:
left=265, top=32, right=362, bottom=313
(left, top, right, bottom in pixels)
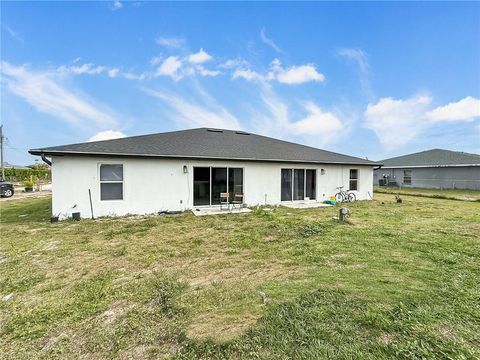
left=3, top=166, right=51, bottom=182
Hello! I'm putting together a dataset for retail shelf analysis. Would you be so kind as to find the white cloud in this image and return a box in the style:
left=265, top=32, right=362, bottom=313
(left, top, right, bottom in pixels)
left=112, top=1, right=123, bottom=10
left=187, top=49, right=213, bottom=64
left=337, top=48, right=373, bottom=99
left=249, top=84, right=346, bottom=146
left=57, top=63, right=106, bottom=75
left=123, top=72, right=146, bottom=81
left=155, top=36, right=185, bottom=49
left=1, top=62, right=117, bottom=127
left=2, top=24, right=24, bottom=42
left=289, top=102, right=344, bottom=136
left=196, top=66, right=220, bottom=77
left=108, top=68, right=120, bottom=78
left=144, top=88, right=241, bottom=130
left=364, top=95, right=432, bottom=150
left=260, top=27, right=283, bottom=53
left=426, top=96, right=480, bottom=122
left=155, top=56, right=183, bottom=80
left=149, top=55, right=163, bottom=66
left=88, top=130, right=126, bottom=142
left=219, top=58, right=248, bottom=69
left=270, top=59, right=325, bottom=85
left=232, top=68, right=264, bottom=82
left=232, top=60, right=325, bottom=85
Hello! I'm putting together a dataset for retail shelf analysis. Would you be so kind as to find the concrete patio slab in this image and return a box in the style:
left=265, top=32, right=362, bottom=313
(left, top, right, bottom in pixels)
left=191, top=207, right=252, bottom=216
left=282, top=202, right=333, bottom=209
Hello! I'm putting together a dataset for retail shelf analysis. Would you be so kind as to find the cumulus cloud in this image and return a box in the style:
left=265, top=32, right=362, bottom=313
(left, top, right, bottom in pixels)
left=270, top=59, right=325, bottom=84
left=232, top=59, right=325, bottom=85
left=155, top=36, right=185, bottom=49
left=364, top=95, right=432, bottom=150
left=289, top=102, right=344, bottom=136
left=108, top=68, right=120, bottom=78
left=88, top=130, right=126, bottom=142
left=426, top=96, right=480, bottom=122
left=232, top=68, right=264, bottom=82
left=155, top=56, right=183, bottom=80
left=187, top=49, right=213, bottom=64
left=1, top=62, right=117, bottom=128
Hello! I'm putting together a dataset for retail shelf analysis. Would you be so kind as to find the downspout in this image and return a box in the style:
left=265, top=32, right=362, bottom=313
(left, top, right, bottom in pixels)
left=40, top=153, right=52, bottom=166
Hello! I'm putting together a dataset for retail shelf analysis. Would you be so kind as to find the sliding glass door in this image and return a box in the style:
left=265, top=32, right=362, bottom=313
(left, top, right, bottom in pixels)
left=306, top=169, right=316, bottom=200
left=293, top=169, right=305, bottom=200
left=281, top=168, right=316, bottom=201
left=193, top=167, right=243, bottom=206
left=193, top=167, right=210, bottom=206
left=228, top=168, right=243, bottom=201
left=211, top=168, right=227, bottom=205
left=281, top=169, right=293, bottom=201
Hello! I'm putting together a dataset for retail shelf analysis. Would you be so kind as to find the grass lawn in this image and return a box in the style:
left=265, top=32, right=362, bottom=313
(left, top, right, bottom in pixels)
left=374, top=185, right=480, bottom=201
left=1, top=194, right=479, bottom=359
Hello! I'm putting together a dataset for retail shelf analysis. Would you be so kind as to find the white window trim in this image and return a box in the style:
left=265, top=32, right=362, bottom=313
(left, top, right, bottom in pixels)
left=99, top=163, right=124, bottom=202
left=349, top=169, right=359, bottom=191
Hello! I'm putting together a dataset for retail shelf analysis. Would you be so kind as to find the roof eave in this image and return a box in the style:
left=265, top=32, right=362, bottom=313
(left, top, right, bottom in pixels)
left=28, top=149, right=382, bottom=166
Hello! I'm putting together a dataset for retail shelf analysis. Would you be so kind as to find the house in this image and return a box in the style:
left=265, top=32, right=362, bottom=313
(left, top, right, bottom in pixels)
left=29, top=128, right=381, bottom=219
left=374, top=149, right=480, bottom=190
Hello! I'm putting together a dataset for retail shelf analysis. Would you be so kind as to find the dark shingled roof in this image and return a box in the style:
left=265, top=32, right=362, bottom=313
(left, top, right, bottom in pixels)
left=380, top=149, right=480, bottom=168
left=29, top=128, right=380, bottom=166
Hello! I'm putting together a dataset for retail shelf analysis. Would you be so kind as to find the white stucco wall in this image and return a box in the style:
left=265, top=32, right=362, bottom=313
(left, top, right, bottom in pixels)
left=51, top=156, right=374, bottom=219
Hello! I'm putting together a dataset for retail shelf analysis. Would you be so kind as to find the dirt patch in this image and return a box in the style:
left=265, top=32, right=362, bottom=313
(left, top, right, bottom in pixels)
left=187, top=312, right=260, bottom=342
left=378, top=332, right=394, bottom=345
left=97, top=301, right=133, bottom=325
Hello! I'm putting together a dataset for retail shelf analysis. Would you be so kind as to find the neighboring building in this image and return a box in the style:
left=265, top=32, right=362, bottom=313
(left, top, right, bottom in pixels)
left=374, top=149, right=480, bottom=190
left=29, top=128, right=380, bottom=220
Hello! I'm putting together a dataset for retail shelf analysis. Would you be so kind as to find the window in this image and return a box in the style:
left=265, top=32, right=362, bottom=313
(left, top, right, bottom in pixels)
left=100, top=164, right=123, bottom=200
left=403, top=170, right=412, bottom=185
left=281, top=169, right=316, bottom=201
left=349, top=169, right=358, bottom=191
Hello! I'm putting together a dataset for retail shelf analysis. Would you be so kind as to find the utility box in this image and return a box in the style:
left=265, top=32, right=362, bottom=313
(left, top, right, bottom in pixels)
left=339, top=208, right=350, bottom=221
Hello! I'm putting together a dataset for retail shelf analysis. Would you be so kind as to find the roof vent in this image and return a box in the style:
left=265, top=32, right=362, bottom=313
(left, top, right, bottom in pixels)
left=235, top=131, right=250, bottom=135
left=207, top=128, right=223, bottom=133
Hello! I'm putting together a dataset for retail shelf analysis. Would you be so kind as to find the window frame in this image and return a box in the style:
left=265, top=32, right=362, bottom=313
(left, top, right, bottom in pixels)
left=349, top=169, right=359, bottom=191
left=99, top=163, right=124, bottom=201
left=281, top=168, right=317, bottom=201
left=403, top=169, right=412, bottom=185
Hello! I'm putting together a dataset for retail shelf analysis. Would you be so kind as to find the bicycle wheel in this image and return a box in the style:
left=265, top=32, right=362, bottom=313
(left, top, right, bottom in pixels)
left=348, top=192, right=356, bottom=202
left=335, top=192, right=344, bottom=202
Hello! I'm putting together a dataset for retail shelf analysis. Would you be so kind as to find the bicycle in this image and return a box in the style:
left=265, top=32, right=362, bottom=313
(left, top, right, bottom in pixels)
left=335, top=186, right=356, bottom=203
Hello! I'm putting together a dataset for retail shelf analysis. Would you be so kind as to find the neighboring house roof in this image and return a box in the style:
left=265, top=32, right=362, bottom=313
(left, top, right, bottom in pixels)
left=2, top=161, right=29, bottom=169
left=29, top=128, right=380, bottom=166
left=380, top=149, right=480, bottom=168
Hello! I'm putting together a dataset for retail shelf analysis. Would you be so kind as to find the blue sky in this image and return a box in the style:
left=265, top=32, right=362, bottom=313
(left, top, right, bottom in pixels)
left=1, top=1, right=479, bottom=165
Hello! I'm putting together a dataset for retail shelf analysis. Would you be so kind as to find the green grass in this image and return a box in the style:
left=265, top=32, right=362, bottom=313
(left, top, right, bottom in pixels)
left=374, top=185, right=480, bottom=201
left=1, top=195, right=479, bottom=359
